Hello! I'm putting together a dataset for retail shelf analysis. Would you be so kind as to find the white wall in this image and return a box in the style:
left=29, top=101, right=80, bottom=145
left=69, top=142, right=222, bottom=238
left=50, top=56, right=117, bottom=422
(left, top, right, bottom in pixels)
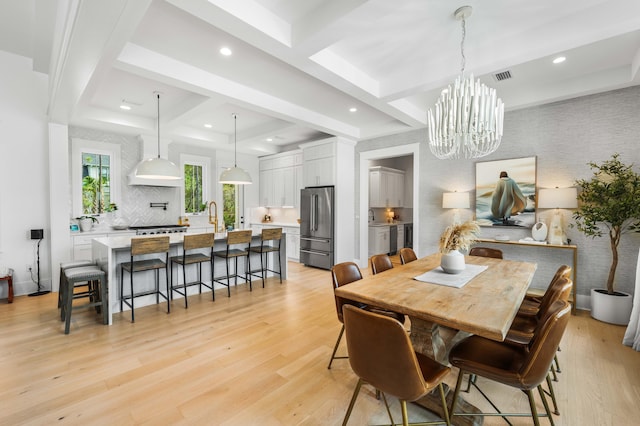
left=0, top=51, right=51, bottom=297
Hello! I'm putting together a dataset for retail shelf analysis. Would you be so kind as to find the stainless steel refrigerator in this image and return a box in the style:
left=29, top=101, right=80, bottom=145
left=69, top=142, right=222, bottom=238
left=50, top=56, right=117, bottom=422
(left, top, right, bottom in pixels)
left=300, top=186, right=334, bottom=270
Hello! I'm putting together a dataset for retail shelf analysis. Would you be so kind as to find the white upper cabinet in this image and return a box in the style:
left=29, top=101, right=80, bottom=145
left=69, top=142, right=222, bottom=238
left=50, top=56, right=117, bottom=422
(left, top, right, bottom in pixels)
left=259, top=150, right=301, bottom=207
left=369, top=166, right=405, bottom=208
left=302, top=140, right=336, bottom=187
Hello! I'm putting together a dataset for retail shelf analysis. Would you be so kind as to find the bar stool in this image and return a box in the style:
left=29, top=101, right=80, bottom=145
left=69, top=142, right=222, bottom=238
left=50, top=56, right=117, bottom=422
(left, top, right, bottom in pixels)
left=61, top=266, right=107, bottom=334
left=120, top=236, right=170, bottom=322
left=213, top=230, right=252, bottom=297
left=249, top=227, right=282, bottom=287
left=58, top=260, right=96, bottom=309
left=170, top=233, right=216, bottom=308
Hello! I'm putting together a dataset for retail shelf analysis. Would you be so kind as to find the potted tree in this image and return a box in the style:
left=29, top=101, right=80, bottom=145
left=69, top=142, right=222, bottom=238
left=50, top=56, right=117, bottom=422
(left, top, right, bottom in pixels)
left=572, top=153, right=640, bottom=325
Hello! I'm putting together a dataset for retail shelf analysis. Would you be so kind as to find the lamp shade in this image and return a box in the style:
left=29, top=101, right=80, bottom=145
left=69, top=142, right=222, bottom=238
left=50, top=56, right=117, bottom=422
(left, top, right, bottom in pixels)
left=219, top=166, right=253, bottom=185
left=537, top=187, right=578, bottom=209
left=134, top=157, right=181, bottom=180
left=443, top=192, right=470, bottom=209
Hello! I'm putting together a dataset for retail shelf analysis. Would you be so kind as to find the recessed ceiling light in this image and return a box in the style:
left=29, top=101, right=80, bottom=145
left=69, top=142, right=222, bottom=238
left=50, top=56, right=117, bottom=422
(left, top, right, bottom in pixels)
left=204, top=124, right=212, bottom=128
left=349, top=107, right=357, bottom=112
left=220, top=47, right=232, bottom=56
left=266, top=138, right=273, bottom=142
left=553, top=56, right=566, bottom=64
left=119, top=105, right=131, bottom=110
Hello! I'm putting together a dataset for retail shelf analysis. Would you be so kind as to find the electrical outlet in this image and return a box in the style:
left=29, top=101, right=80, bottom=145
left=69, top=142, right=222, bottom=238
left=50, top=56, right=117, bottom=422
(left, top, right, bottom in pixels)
left=26, top=264, right=32, bottom=272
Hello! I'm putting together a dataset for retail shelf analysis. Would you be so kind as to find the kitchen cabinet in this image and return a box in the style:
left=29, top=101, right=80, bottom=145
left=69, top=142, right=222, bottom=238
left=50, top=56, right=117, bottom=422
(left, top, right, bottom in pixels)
left=369, top=166, right=405, bottom=208
left=368, top=226, right=390, bottom=258
left=302, top=140, right=336, bottom=187
left=259, top=151, right=301, bottom=207
left=72, top=231, right=136, bottom=260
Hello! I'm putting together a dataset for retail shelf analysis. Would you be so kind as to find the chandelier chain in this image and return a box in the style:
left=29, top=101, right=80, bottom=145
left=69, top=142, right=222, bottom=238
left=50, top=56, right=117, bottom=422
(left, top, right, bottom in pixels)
left=460, top=18, right=466, bottom=75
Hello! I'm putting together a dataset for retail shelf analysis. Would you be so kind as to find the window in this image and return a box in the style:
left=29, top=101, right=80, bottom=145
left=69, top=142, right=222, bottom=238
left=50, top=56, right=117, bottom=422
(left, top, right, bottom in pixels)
left=72, top=139, right=120, bottom=217
left=184, top=164, right=204, bottom=213
left=223, top=183, right=236, bottom=229
left=181, top=155, right=210, bottom=215
left=81, top=153, right=111, bottom=214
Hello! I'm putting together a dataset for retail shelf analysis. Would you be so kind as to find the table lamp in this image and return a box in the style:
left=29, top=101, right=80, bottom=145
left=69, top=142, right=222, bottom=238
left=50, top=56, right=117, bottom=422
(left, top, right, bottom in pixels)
left=537, top=187, right=578, bottom=245
left=443, top=191, right=470, bottom=224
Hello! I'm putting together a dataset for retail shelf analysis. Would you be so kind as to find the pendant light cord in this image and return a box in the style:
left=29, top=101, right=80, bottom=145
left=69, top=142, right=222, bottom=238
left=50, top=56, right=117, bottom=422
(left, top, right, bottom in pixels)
left=233, top=113, right=238, bottom=167
left=156, top=93, right=161, bottom=159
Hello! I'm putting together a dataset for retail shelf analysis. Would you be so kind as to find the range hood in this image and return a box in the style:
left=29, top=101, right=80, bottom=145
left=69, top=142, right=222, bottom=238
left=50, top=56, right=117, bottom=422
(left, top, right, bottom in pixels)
left=128, top=134, right=182, bottom=187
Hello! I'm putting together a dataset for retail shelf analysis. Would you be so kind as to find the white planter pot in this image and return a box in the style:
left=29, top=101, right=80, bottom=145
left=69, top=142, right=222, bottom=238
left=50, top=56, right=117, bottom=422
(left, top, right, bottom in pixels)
left=440, top=250, right=466, bottom=274
left=590, top=288, right=633, bottom=325
left=79, top=219, right=94, bottom=232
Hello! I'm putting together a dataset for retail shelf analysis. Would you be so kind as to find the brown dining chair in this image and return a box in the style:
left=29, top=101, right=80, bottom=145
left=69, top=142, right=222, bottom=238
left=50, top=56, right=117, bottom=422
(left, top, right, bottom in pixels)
left=399, top=247, right=417, bottom=265
left=468, top=247, right=503, bottom=259
left=519, top=265, right=572, bottom=316
left=328, top=262, right=404, bottom=369
left=370, top=253, right=394, bottom=275
left=449, top=300, right=571, bottom=426
left=341, top=304, right=451, bottom=426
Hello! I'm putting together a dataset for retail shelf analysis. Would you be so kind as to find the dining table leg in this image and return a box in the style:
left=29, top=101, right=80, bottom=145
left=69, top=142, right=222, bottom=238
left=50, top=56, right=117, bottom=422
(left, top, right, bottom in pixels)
left=409, top=316, right=483, bottom=426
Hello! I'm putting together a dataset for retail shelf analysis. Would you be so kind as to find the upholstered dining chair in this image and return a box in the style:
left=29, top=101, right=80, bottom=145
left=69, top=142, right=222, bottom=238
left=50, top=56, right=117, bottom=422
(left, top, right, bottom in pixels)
left=449, top=300, right=571, bottom=426
left=370, top=253, right=394, bottom=275
left=341, top=304, right=451, bottom=426
left=328, top=261, right=404, bottom=370
left=519, top=265, right=572, bottom=316
left=469, top=247, right=503, bottom=259
left=399, top=247, right=417, bottom=265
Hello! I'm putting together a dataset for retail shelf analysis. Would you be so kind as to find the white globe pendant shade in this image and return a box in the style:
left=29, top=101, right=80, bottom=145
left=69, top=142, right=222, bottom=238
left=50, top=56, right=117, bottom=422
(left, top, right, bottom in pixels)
left=134, top=157, right=181, bottom=180
left=219, top=166, right=253, bottom=184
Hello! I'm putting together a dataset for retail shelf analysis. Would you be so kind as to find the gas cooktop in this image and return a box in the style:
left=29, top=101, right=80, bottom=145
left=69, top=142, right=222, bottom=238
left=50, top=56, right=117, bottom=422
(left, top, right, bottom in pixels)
left=129, top=225, right=188, bottom=235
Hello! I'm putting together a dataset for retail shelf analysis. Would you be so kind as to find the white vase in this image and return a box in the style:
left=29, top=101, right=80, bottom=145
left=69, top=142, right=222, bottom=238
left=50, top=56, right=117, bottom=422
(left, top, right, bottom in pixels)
left=79, top=218, right=94, bottom=232
left=590, top=288, right=633, bottom=325
left=441, top=250, right=466, bottom=274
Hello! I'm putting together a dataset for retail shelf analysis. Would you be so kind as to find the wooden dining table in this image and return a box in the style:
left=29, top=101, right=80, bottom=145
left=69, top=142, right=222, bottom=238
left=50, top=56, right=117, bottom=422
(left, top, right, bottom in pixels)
left=335, top=253, right=537, bottom=425
left=335, top=253, right=536, bottom=364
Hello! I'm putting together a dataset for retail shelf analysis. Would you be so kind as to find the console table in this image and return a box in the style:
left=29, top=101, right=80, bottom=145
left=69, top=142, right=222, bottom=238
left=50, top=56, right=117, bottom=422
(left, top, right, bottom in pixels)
left=0, top=268, right=14, bottom=303
left=476, top=238, right=578, bottom=314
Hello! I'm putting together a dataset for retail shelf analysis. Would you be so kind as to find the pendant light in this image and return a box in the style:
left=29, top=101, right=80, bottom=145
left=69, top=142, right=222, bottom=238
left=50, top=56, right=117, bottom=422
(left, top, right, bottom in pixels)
left=134, top=93, right=181, bottom=180
left=427, top=5, right=504, bottom=160
left=219, top=113, right=252, bottom=185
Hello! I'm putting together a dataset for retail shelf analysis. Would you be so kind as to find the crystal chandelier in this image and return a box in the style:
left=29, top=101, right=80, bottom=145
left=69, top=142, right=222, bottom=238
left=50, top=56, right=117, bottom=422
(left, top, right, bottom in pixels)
left=427, top=6, right=504, bottom=160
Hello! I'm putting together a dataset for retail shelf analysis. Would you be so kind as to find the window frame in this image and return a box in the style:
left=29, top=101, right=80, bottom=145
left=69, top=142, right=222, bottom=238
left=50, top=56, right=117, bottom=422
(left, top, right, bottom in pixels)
left=180, top=154, right=210, bottom=215
left=71, top=138, right=121, bottom=218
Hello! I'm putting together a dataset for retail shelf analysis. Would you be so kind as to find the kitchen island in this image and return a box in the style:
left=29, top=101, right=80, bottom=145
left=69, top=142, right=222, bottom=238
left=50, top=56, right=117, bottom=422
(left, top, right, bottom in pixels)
left=92, top=230, right=287, bottom=324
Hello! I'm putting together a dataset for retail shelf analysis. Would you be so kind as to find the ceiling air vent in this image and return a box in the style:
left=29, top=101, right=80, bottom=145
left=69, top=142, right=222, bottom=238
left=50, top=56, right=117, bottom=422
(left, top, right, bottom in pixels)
left=493, top=70, right=512, bottom=82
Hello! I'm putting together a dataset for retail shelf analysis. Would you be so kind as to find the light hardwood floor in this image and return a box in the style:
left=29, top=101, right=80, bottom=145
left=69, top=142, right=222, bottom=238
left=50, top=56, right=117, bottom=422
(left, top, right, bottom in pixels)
left=1, top=260, right=639, bottom=425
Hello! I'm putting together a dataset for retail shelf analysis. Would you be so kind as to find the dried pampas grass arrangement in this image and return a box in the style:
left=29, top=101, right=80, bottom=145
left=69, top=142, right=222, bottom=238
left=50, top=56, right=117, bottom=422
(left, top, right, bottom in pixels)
left=439, top=220, right=480, bottom=253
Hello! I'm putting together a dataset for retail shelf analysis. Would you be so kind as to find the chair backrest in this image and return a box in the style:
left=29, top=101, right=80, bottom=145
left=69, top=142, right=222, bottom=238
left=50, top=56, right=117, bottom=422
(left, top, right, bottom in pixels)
left=469, top=247, right=503, bottom=259
left=331, top=262, right=363, bottom=323
left=371, top=254, right=393, bottom=275
left=226, top=229, right=253, bottom=245
left=131, top=236, right=170, bottom=256
left=261, top=227, right=282, bottom=242
left=535, top=276, right=572, bottom=321
left=343, top=304, right=430, bottom=402
left=183, top=233, right=215, bottom=251
left=399, top=248, right=417, bottom=265
left=520, top=300, right=571, bottom=389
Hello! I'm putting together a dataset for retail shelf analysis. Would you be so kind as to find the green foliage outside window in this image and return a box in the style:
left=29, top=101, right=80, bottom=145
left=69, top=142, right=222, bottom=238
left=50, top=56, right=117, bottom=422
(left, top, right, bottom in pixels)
left=184, top=164, right=204, bottom=213
left=82, top=153, right=111, bottom=214
left=223, top=183, right=236, bottom=229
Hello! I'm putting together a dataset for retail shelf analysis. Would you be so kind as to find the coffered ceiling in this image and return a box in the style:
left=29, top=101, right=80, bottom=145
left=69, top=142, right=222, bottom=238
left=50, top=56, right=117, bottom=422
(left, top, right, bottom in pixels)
left=3, top=0, right=640, bottom=155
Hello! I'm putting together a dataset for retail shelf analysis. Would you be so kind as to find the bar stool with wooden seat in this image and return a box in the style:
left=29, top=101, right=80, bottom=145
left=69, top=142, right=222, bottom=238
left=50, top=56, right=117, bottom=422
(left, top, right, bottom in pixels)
left=249, top=227, right=282, bottom=287
left=120, top=236, right=170, bottom=322
left=61, top=265, right=108, bottom=334
left=399, top=247, right=417, bottom=265
left=170, top=233, right=216, bottom=308
left=370, top=253, right=394, bottom=274
left=213, top=229, right=253, bottom=297
left=341, top=304, right=451, bottom=426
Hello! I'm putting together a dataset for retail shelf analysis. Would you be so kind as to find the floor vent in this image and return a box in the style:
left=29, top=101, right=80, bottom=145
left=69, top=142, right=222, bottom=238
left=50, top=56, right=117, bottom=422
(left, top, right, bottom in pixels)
left=493, top=70, right=512, bottom=82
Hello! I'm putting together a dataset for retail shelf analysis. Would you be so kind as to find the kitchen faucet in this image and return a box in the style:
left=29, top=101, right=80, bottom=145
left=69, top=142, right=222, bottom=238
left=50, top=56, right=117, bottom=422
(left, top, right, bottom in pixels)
left=208, top=201, right=219, bottom=232
left=368, top=208, right=375, bottom=223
